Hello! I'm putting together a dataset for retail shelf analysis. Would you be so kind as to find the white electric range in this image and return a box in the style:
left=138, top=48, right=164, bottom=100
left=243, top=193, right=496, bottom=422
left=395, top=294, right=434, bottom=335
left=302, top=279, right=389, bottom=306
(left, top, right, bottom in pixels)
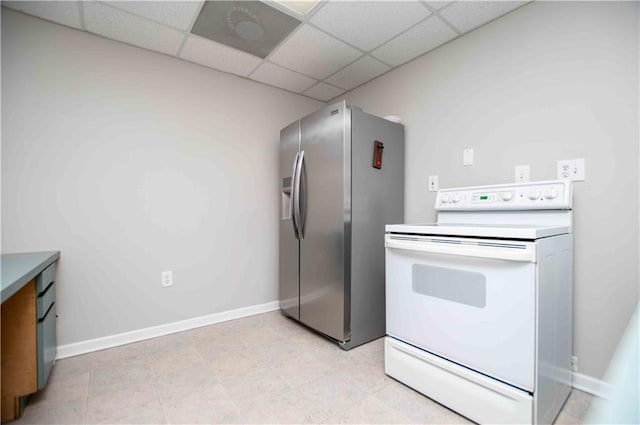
left=384, top=180, right=573, bottom=425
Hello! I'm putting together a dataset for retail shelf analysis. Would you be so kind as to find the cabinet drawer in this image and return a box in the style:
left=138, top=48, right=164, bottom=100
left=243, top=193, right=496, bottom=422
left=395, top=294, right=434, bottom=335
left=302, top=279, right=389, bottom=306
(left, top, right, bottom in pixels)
left=37, top=282, right=55, bottom=320
left=37, top=302, right=56, bottom=390
left=36, top=263, right=56, bottom=294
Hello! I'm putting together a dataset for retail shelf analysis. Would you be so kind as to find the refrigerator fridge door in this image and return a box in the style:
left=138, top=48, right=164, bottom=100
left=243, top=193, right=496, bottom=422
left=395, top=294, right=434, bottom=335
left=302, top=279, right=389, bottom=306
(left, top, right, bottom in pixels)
left=299, top=101, right=350, bottom=342
left=279, top=121, right=300, bottom=319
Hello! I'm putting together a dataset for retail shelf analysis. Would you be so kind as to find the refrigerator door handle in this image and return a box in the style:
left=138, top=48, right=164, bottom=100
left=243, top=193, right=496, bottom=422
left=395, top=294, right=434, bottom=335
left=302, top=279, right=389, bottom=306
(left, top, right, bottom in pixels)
left=299, top=151, right=307, bottom=238
left=291, top=152, right=300, bottom=239
left=294, top=150, right=305, bottom=239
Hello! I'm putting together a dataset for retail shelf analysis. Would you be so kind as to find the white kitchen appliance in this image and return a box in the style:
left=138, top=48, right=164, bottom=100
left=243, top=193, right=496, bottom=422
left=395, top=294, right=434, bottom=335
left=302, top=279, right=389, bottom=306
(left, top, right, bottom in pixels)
left=384, top=180, right=573, bottom=425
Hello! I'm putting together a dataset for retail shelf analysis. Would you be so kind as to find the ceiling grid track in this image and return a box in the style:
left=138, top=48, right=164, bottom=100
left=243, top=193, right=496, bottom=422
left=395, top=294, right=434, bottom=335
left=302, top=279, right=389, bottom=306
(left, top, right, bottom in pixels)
left=421, top=1, right=463, bottom=35
left=77, top=0, right=86, bottom=31
left=3, top=0, right=532, bottom=101
left=175, top=0, right=206, bottom=58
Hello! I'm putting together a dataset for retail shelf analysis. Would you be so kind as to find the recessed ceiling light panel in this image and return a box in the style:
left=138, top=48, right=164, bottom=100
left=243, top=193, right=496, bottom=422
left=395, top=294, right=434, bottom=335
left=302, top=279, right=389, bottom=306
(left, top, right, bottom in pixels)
left=191, top=1, right=301, bottom=59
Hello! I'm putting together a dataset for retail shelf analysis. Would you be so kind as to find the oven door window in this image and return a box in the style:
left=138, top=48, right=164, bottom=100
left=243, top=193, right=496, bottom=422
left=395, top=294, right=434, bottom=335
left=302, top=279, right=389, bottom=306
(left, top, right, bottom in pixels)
left=412, top=264, right=486, bottom=308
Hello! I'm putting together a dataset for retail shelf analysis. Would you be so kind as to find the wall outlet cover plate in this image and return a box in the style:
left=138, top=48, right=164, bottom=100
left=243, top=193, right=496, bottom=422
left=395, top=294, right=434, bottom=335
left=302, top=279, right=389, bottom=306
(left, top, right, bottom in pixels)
left=557, top=158, right=585, bottom=181
left=162, top=271, right=173, bottom=287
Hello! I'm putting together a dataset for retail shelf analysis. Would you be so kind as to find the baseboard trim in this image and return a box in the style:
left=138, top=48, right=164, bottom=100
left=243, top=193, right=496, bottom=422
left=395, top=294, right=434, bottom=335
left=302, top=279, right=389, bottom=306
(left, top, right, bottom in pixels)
left=56, top=300, right=280, bottom=359
left=572, top=371, right=609, bottom=398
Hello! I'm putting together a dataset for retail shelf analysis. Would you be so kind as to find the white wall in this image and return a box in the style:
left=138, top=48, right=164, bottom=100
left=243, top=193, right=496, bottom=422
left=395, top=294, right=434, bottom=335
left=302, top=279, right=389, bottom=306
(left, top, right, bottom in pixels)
left=1, top=8, right=322, bottom=346
left=342, top=1, right=639, bottom=380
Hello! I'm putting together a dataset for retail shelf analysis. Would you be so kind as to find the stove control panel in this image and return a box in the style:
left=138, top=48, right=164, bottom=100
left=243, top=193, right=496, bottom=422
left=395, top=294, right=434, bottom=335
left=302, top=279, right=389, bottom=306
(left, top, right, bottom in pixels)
left=435, top=180, right=572, bottom=211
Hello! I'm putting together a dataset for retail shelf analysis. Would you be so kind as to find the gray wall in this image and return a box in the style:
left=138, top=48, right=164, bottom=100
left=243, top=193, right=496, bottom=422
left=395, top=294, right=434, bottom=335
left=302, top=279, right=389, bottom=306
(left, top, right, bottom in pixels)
left=342, top=1, right=639, bottom=380
left=1, top=8, right=322, bottom=346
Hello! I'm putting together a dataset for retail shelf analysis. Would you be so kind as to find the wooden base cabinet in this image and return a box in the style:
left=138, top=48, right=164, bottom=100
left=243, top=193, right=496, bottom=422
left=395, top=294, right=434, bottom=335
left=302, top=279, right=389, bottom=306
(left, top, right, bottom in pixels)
left=1, top=279, right=37, bottom=423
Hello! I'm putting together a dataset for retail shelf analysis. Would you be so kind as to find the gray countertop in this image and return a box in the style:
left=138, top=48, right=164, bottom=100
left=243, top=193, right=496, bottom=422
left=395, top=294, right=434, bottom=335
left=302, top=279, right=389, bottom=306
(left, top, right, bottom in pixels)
left=1, top=251, right=60, bottom=303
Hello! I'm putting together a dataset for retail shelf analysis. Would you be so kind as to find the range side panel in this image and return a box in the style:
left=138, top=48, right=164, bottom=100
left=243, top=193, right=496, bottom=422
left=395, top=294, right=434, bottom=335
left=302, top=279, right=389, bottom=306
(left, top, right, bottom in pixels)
left=299, top=101, right=348, bottom=342
left=535, top=234, right=573, bottom=424
left=279, top=121, right=300, bottom=319
left=348, top=109, right=404, bottom=348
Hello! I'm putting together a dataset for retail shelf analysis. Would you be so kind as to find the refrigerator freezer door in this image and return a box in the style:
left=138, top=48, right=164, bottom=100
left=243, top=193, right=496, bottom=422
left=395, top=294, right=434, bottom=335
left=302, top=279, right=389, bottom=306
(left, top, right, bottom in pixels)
left=299, top=102, right=350, bottom=342
left=279, top=121, right=300, bottom=319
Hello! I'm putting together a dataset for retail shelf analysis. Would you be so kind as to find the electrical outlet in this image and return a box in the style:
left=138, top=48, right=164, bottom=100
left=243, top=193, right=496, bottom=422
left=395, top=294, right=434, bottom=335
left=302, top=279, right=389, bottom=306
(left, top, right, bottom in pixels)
left=557, top=159, right=585, bottom=181
left=515, top=165, right=530, bottom=183
left=428, top=175, right=439, bottom=192
left=162, top=271, right=173, bottom=287
left=571, top=355, right=578, bottom=373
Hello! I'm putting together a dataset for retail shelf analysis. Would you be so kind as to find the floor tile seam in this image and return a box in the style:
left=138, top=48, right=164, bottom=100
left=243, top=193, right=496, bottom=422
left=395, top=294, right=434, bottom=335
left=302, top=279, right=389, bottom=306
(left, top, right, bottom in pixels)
left=273, top=366, right=304, bottom=389
left=220, top=374, right=296, bottom=417
left=370, top=390, right=436, bottom=421
left=217, top=379, right=250, bottom=423
left=187, top=342, right=207, bottom=364
left=90, top=355, right=150, bottom=374
left=85, top=348, right=157, bottom=394
left=308, top=382, right=375, bottom=421
left=374, top=395, right=417, bottom=425
left=82, top=364, right=92, bottom=425
left=153, top=375, right=171, bottom=425
left=145, top=344, right=200, bottom=380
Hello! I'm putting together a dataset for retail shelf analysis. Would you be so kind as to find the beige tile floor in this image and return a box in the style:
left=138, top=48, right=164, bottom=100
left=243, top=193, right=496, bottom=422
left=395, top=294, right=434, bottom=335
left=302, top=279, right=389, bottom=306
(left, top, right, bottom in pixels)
left=15, top=311, right=593, bottom=424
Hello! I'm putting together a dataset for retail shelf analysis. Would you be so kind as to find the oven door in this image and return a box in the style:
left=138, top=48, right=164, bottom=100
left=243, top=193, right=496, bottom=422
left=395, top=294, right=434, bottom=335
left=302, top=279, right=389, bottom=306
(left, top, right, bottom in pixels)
left=385, top=234, right=537, bottom=392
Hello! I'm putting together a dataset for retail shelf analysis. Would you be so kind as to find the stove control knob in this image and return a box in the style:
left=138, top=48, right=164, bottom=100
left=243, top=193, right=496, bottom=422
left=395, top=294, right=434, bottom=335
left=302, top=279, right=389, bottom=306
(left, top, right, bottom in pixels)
left=501, top=192, right=513, bottom=201
left=452, top=194, right=461, bottom=203
left=544, top=188, right=559, bottom=199
left=441, top=194, right=450, bottom=203
left=528, top=190, right=540, bottom=200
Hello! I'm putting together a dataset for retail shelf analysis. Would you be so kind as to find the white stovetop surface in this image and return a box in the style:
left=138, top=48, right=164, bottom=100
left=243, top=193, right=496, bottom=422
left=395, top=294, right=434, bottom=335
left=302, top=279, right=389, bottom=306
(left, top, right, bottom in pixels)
left=385, top=223, right=570, bottom=239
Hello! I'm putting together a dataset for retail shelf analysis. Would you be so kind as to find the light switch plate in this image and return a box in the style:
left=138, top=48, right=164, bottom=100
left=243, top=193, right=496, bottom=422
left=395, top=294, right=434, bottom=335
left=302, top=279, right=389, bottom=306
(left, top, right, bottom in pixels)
left=428, top=175, right=438, bottom=192
left=463, top=148, right=474, bottom=166
left=515, top=165, right=530, bottom=182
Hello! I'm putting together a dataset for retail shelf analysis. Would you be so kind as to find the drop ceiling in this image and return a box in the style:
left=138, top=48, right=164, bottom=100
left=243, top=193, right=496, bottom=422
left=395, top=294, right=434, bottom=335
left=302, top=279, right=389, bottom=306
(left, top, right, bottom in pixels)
left=2, top=1, right=529, bottom=102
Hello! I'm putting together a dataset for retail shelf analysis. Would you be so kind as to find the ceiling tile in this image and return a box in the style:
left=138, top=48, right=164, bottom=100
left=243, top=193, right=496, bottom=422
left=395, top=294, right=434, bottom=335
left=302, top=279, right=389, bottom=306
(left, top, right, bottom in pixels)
left=83, top=2, right=185, bottom=56
left=268, top=24, right=361, bottom=80
left=303, top=82, right=345, bottom=102
left=103, top=1, right=203, bottom=31
left=3, top=1, right=82, bottom=29
left=250, top=62, right=317, bottom=93
left=179, top=35, right=263, bottom=77
left=310, top=1, right=431, bottom=51
left=440, top=1, right=528, bottom=33
left=372, top=16, right=457, bottom=67
left=325, top=56, right=390, bottom=91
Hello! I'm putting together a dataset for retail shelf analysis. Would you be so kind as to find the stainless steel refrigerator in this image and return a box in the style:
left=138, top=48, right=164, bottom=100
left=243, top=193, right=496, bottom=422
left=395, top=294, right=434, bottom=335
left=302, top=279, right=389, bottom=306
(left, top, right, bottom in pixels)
left=279, top=101, right=404, bottom=350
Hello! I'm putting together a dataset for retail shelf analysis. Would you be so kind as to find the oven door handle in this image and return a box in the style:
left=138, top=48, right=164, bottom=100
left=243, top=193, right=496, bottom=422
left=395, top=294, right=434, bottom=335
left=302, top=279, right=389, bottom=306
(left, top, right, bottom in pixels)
left=385, top=238, right=536, bottom=262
